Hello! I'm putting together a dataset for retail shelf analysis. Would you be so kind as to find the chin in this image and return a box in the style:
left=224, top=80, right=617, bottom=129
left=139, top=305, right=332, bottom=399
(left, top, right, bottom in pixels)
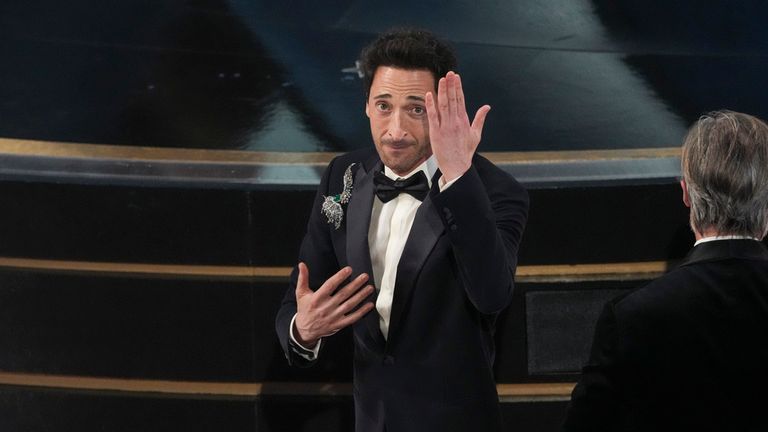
left=382, top=152, right=410, bottom=168
left=390, top=160, right=421, bottom=176
left=378, top=146, right=427, bottom=174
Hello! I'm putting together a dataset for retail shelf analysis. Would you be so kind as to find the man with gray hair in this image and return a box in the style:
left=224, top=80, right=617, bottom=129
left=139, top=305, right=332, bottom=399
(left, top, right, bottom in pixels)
left=562, top=110, right=768, bottom=431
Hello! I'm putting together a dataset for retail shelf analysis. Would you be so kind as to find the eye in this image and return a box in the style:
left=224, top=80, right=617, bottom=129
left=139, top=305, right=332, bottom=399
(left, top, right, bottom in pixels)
left=411, top=106, right=425, bottom=115
left=375, top=101, right=390, bottom=112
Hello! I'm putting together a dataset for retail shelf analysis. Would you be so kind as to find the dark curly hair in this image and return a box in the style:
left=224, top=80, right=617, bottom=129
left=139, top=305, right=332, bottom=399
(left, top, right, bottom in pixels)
left=358, top=28, right=457, bottom=98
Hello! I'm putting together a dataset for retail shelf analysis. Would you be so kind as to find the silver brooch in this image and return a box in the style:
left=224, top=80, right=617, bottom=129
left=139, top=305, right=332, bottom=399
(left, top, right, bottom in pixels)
left=321, top=163, right=356, bottom=229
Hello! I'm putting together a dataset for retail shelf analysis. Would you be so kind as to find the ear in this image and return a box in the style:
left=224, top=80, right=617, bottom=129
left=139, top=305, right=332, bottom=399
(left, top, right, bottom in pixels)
left=680, top=179, right=691, bottom=208
left=365, top=100, right=370, bottom=118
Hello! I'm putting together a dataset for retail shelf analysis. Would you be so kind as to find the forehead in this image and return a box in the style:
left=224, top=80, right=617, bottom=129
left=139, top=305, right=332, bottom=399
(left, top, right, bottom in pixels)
left=369, top=66, right=436, bottom=99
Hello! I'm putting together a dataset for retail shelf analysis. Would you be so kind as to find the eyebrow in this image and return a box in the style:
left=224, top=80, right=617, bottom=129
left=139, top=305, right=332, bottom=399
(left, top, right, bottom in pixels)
left=372, top=93, right=426, bottom=102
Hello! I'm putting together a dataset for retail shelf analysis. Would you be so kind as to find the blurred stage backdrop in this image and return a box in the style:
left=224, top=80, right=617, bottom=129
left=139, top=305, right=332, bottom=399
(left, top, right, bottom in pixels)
left=2, top=1, right=767, bottom=153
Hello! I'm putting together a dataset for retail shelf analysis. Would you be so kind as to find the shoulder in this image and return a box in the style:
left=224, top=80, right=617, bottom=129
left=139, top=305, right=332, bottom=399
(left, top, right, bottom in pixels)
left=328, top=148, right=377, bottom=172
left=619, top=254, right=768, bottom=312
left=609, top=261, right=732, bottom=332
left=473, top=153, right=524, bottom=186
left=472, top=153, right=510, bottom=179
left=591, top=268, right=699, bottom=361
left=319, top=148, right=376, bottom=190
left=471, top=153, right=529, bottom=204
left=613, top=266, right=694, bottom=313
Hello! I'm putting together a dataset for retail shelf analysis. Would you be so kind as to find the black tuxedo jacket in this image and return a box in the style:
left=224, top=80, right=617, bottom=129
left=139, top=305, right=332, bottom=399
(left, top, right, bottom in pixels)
left=563, top=239, right=768, bottom=432
left=276, top=148, right=528, bottom=431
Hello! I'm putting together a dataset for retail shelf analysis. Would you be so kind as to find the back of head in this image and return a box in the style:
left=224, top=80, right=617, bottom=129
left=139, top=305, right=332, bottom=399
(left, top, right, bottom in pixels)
left=682, top=110, right=768, bottom=239
left=358, top=28, right=457, bottom=98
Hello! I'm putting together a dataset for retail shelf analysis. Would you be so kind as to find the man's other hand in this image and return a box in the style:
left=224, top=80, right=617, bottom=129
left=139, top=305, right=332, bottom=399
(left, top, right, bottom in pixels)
left=294, top=263, right=375, bottom=348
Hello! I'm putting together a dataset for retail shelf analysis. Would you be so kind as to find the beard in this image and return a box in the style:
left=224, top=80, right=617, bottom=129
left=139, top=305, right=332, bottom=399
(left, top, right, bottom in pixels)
left=377, top=138, right=431, bottom=176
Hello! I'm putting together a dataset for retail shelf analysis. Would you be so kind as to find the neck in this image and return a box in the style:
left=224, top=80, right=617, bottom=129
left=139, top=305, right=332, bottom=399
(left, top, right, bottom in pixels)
left=693, top=227, right=723, bottom=241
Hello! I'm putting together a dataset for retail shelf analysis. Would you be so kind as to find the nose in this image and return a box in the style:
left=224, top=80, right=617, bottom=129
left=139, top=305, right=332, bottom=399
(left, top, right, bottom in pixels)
left=387, top=111, right=408, bottom=141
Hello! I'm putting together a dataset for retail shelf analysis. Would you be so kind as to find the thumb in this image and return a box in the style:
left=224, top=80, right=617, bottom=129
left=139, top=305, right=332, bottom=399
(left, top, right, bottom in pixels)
left=470, top=105, right=491, bottom=138
left=295, top=262, right=311, bottom=298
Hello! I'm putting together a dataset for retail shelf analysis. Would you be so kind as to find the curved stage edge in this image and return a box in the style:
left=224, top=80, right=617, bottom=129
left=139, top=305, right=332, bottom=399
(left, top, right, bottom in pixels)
left=0, top=138, right=680, bottom=188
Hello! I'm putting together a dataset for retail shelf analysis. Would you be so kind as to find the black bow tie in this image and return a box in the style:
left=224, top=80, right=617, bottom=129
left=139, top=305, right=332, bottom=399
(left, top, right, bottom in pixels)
left=373, top=170, right=430, bottom=203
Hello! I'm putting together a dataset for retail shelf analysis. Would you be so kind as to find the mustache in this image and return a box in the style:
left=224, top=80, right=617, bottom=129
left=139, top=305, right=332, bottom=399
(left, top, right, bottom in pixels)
left=380, top=137, right=416, bottom=146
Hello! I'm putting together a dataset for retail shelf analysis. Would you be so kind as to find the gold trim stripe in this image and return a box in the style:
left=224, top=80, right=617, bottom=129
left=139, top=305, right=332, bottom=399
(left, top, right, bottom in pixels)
left=497, top=382, right=575, bottom=402
left=0, top=256, right=290, bottom=280
left=484, top=147, right=680, bottom=164
left=516, top=262, right=668, bottom=282
left=0, top=371, right=267, bottom=397
left=0, top=371, right=574, bottom=400
left=0, top=138, right=334, bottom=165
left=0, top=137, right=679, bottom=165
left=0, top=256, right=667, bottom=282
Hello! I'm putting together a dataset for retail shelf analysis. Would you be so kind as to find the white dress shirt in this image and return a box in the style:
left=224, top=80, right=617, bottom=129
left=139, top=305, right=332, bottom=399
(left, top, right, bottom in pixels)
left=369, top=157, right=439, bottom=339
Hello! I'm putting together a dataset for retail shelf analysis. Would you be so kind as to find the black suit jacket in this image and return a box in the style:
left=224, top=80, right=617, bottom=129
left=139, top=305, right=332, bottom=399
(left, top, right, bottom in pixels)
left=563, top=239, right=768, bottom=432
left=276, top=148, right=528, bottom=432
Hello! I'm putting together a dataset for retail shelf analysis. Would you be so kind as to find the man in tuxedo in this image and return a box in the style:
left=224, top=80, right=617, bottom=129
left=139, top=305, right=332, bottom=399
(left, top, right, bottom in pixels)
left=275, top=29, right=528, bottom=431
left=562, top=110, right=768, bottom=431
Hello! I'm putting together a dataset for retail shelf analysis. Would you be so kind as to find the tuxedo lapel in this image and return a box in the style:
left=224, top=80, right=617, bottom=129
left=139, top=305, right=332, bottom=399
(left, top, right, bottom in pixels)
left=346, top=156, right=385, bottom=347
left=386, top=189, right=445, bottom=347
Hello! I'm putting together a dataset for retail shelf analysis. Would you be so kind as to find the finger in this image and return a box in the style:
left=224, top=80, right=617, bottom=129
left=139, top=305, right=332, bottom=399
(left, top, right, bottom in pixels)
left=336, top=302, right=375, bottom=329
left=295, top=262, right=310, bottom=297
left=337, top=284, right=375, bottom=315
left=426, top=91, right=441, bottom=156
left=334, top=272, right=369, bottom=304
left=455, top=74, right=468, bottom=123
left=316, top=266, right=353, bottom=296
left=445, top=72, right=457, bottom=118
left=437, top=76, right=449, bottom=116
left=425, top=91, right=440, bottom=127
left=470, top=105, right=492, bottom=139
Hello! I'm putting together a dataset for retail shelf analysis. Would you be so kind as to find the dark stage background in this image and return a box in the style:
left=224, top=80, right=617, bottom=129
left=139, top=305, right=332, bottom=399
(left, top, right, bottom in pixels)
left=1, top=0, right=767, bottom=152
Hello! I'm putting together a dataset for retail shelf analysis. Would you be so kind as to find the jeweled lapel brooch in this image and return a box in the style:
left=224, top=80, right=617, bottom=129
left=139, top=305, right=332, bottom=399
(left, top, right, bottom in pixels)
left=321, top=163, right=356, bottom=229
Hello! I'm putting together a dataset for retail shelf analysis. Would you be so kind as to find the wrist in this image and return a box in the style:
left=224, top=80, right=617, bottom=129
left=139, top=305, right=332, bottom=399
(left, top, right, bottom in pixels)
left=293, top=321, right=319, bottom=348
left=440, top=163, right=470, bottom=183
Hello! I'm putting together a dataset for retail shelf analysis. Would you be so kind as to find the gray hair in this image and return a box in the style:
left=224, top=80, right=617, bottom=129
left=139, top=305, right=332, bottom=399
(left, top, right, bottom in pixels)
left=682, top=110, right=768, bottom=239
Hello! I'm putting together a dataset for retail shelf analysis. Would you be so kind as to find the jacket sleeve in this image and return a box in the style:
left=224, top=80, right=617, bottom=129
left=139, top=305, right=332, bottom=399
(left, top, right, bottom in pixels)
left=274, top=156, right=342, bottom=367
left=429, top=156, right=529, bottom=314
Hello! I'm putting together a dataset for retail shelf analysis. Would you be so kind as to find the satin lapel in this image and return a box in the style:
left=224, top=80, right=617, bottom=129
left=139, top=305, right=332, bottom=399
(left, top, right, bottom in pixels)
left=345, top=158, right=385, bottom=346
left=386, top=192, right=445, bottom=347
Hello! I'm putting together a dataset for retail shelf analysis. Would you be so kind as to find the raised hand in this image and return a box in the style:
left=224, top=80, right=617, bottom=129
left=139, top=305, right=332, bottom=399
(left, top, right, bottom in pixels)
left=293, top=263, right=375, bottom=348
left=425, top=71, right=491, bottom=182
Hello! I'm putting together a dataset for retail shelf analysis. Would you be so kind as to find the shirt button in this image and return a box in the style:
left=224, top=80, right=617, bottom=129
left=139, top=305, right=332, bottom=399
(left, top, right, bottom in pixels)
left=450, top=224, right=458, bottom=231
